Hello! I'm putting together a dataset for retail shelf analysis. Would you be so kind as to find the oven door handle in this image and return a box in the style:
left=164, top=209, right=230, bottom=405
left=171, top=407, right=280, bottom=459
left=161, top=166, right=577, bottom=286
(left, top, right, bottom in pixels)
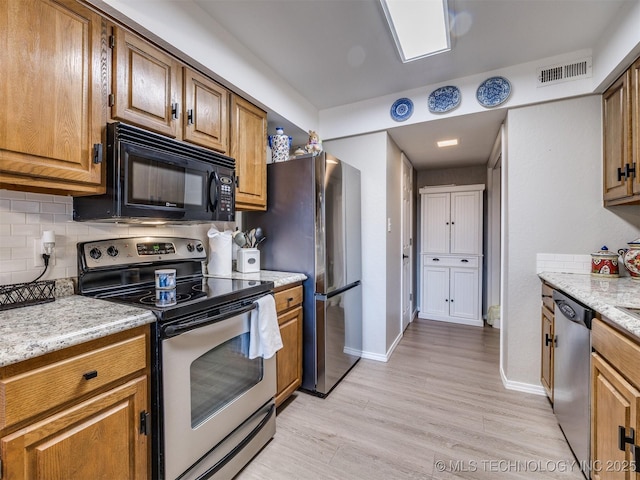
left=162, top=303, right=257, bottom=338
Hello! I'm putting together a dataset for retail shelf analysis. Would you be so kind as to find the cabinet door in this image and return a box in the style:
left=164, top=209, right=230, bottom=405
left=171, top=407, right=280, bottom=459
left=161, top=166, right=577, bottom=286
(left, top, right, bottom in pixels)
left=231, top=95, right=267, bottom=211
left=183, top=68, right=229, bottom=153
left=632, top=57, right=640, bottom=197
left=450, top=191, right=482, bottom=255
left=421, top=193, right=450, bottom=254
left=603, top=70, right=632, bottom=202
left=111, top=27, right=181, bottom=138
left=591, top=353, right=640, bottom=480
left=275, top=306, right=303, bottom=407
left=421, top=265, right=449, bottom=317
left=449, top=267, right=479, bottom=320
left=0, top=0, right=105, bottom=195
left=541, top=306, right=554, bottom=401
left=1, top=377, right=148, bottom=480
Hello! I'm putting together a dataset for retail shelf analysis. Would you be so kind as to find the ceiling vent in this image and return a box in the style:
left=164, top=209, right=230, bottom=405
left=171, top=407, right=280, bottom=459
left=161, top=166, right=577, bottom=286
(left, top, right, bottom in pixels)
left=537, top=57, right=592, bottom=87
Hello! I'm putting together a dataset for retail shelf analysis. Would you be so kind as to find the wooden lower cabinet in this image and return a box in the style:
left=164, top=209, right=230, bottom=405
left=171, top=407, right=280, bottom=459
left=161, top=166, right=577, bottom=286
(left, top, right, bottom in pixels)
left=540, top=281, right=555, bottom=402
left=0, top=326, right=150, bottom=480
left=1, top=377, right=148, bottom=480
left=273, top=283, right=303, bottom=407
left=591, top=318, right=640, bottom=480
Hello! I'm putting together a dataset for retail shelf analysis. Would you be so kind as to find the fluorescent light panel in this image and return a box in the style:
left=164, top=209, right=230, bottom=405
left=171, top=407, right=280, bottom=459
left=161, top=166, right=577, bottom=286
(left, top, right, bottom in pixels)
left=380, top=0, right=451, bottom=63
left=437, top=138, right=458, bottom=147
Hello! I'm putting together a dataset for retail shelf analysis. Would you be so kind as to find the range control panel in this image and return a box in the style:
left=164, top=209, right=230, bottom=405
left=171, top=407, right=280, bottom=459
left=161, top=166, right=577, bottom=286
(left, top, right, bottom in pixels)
left=80, top=237, right=206, bottom=269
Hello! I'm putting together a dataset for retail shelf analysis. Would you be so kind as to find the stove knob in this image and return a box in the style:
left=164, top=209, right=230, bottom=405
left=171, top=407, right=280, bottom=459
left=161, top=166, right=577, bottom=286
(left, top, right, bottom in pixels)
left=89, top=247, right=102, bottom=260
left=196, top=243, right=204, bottom=252
left=186, top=243, right=195, bottom=252
left=107, top=245, right=119, bottom=257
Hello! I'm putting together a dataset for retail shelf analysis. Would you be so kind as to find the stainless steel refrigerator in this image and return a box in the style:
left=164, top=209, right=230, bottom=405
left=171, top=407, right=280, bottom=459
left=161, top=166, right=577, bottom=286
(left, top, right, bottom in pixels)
left=245, top=152, right=362, bottom=396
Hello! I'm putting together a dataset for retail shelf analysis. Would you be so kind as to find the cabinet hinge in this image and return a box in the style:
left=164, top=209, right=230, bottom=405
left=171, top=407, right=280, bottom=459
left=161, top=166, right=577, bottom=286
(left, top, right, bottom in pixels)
left=627, top=162, right=637, bottom=179
left=139, top=410, right=150, bottom=436
left=108, top=93, right=115, bottom=107
left=92, top=144, right=103, bottom=164
left=109, top=35, right=115, bottom=49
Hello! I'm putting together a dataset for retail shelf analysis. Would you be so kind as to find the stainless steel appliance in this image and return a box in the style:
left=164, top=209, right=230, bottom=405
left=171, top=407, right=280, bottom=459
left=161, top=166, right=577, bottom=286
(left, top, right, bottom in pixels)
left=77, top=237, right=275, bottom=480
left=245, top=152, right=362, bottom=396
left=73, top=122, right=235, bottom=223
left=553, top=290, right=594, bottom=479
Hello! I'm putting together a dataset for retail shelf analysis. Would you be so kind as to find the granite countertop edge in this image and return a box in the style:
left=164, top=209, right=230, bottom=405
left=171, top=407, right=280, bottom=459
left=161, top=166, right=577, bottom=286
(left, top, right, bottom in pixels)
left=0, top=271, right=305, bottom=368
left=538, top=272, right=640, bottom=339
left=0, top=295, right=156, bottom=368
left=206, top=270, right=307, bottom=288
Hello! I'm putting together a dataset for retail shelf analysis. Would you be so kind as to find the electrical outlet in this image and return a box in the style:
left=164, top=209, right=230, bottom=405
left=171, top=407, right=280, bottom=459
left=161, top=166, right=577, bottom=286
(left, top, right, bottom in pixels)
left=33, top=238, right=56, bottom=267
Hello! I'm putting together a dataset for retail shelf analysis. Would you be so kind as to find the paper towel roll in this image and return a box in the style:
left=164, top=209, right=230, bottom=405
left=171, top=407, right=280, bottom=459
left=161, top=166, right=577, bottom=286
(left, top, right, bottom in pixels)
left=207, top=227, right=232, bottom=276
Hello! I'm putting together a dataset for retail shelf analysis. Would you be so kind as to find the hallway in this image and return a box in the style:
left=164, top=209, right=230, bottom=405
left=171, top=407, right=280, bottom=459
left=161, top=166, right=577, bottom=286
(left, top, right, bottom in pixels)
left=237, top=319, right=583, bottom=479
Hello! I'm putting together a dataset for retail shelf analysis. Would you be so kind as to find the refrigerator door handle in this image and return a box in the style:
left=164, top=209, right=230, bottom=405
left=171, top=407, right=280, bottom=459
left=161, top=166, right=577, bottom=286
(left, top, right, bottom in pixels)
left=322, top=281, right=361, bottom=300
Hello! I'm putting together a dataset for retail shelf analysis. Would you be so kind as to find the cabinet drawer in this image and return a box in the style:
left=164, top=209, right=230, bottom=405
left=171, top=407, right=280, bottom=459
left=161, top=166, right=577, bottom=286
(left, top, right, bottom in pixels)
left=274, top=285, right=303, bottom=313
left=423, top=256, right=479, bottom=268
left=0, top=334, right=147, bottom=429
left=592, top=317, right=640, bottom=388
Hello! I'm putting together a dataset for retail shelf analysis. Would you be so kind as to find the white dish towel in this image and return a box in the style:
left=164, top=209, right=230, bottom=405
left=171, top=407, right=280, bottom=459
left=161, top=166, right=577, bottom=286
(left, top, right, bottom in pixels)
left=249, top=294, right=283, bottom=359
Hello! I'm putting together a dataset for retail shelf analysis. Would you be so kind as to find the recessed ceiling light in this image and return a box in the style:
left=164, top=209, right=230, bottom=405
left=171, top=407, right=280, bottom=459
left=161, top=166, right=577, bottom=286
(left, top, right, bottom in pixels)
left=437, top=138, right=458, bottom=148
left=380, top=0, right=451, bottom=63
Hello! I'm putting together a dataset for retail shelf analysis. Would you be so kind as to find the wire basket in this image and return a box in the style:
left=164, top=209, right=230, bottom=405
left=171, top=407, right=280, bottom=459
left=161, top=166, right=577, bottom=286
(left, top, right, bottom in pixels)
left=0, top=280, right=55, bottom=311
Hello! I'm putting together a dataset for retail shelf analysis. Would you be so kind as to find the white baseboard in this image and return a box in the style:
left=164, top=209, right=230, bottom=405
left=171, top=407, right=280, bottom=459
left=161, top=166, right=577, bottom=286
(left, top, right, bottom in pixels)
left=500, top=365, right=546, bottom=396
left=417, top=313, right=483, bottom=327
left=360, top=330, right=403, bottom=363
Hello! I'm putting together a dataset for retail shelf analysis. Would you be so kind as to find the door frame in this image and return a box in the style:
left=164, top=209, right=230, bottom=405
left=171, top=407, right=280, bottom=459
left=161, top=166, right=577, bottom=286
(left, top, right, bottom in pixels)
left=401, top=154, right=414, bottom=332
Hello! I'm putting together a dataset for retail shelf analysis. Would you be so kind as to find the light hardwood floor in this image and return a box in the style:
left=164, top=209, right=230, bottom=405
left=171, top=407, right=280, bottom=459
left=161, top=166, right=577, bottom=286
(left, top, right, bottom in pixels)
left=237, top=319, right=584, bottom=480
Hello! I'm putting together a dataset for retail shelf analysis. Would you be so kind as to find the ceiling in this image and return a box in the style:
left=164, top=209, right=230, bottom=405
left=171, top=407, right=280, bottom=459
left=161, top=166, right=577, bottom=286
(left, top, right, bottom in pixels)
left=194, top=0, right=630, bottom=170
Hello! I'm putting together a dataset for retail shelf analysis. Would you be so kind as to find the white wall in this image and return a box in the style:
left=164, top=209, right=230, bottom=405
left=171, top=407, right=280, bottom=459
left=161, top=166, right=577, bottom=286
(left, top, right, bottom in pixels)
left=0, top=190, right=218, bottom=285
left=324, top=133, right=403, bottom=360
left=502, top=95, right=640, bottom=389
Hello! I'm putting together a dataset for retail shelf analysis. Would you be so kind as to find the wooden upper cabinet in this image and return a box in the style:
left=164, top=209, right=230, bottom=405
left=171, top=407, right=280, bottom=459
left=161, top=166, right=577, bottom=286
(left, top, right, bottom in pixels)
left=632, top=57, right=640, bottom=197
left=603, top=71, right=631, bottom=203
left=0, top=0, right=106, bottom=196
left=231, top=95, right=267, bottom=211
left=603, top=56, right=640, bottom=206
left=111, top=26, right=182, bottom=138
left=183, top=68, right=229, bottom=153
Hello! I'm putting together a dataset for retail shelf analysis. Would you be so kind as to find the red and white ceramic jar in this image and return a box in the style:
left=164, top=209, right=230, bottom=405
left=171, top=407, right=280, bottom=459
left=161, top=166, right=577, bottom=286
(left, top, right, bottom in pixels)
left=619, top=238, right=640, bottom=280
left=591, top=246, right=620, bottom=277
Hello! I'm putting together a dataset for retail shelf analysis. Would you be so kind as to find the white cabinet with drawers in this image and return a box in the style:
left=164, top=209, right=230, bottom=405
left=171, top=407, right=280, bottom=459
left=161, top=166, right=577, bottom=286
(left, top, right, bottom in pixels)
left=418, top=184, right=484, bottom=326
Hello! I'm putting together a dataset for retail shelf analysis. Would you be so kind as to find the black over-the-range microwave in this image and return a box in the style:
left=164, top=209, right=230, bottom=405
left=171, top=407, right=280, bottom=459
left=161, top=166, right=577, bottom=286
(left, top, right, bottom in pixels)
left=73, top=122, right=235, bottom=223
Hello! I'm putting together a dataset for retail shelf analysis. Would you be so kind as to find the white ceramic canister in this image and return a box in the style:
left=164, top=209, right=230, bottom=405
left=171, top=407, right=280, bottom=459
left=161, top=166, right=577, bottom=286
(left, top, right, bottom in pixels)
left=269, top=127, right=292, bottom=162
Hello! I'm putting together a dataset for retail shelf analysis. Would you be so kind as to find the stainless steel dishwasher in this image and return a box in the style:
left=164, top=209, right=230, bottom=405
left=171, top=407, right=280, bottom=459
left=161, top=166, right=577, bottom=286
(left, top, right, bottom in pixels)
left=553, top=290, right=594, bottom=479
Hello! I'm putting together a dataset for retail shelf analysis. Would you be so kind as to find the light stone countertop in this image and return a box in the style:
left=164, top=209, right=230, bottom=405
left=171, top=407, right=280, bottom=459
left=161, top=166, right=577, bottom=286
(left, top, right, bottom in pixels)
left=205, top=269, right=307, bottom=288
left=0, top=271, right=305, bottom=368
left=0, top=295, right=156, bottom=368
left=538, top=272, right=640, bottom=338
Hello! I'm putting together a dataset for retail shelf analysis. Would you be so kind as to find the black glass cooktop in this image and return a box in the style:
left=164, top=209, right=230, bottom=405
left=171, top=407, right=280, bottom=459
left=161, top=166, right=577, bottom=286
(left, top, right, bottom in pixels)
left=95, top=276, right=273, bottom=320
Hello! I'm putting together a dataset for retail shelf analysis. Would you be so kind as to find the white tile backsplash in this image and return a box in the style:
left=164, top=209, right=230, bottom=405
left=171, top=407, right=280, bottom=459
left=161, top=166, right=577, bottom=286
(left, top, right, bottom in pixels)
left=536, top=253, right=596, bottom=275
left=0, top=189, right=225, bottom=285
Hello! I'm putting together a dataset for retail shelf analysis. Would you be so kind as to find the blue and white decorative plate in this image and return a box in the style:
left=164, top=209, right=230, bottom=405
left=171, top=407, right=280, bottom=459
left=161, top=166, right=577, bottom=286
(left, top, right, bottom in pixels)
left=476, top=76, right=511, bottom=108
left=390, top=98, right=413, bottom=122
left=428, top=86, right=461, bottom=114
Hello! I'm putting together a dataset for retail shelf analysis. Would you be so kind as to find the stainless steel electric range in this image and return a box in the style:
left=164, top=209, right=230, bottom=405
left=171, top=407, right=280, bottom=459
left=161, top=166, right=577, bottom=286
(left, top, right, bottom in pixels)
left=77, top=237, right=276, bottom=480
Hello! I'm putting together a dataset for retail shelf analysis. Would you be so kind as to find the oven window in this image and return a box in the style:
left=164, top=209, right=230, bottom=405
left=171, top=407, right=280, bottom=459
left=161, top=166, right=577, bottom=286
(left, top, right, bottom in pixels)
left=190, top=332, right=263, bottom=428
